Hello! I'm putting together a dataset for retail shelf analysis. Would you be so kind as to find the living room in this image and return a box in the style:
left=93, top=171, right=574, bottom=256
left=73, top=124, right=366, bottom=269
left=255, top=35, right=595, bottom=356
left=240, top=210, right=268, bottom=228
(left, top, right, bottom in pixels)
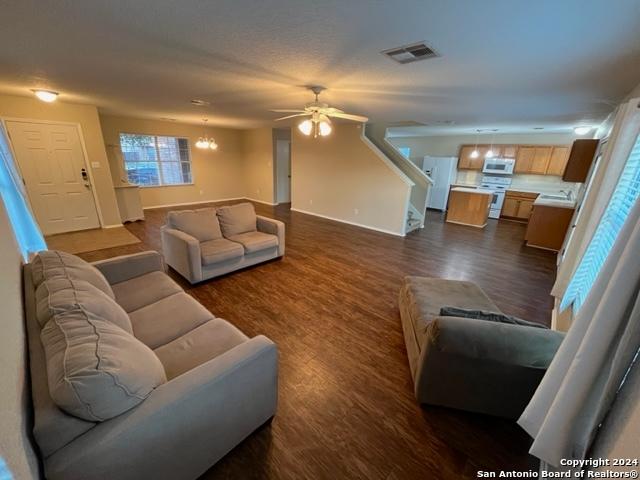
left=1, top=1, right=640, bottom=479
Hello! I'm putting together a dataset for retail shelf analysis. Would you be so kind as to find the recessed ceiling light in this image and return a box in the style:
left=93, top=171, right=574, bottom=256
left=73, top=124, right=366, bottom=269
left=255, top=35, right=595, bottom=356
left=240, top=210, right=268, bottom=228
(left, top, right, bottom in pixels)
left=32, top=89, right=58, bottom=103
left=574, top=126, right=592, bottom=135
left=190, top=99, right=210, bottom=106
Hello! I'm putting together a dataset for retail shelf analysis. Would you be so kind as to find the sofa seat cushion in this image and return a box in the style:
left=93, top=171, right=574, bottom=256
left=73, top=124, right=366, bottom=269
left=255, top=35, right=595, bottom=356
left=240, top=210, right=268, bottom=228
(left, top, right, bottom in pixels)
left=227, top=231, right=278, bottom=254
left=200, top=238, right=245, bottom=266
left=216, top=202, right=257, bottom=237
left=35, top=277, right=132, bottom=333
left=111, top=270, right=183, bottom=313
left=167, top=207, right=222, bottom=242
left=31, top=250, right=114, bottom=299
left=154, top=319, right=249, bottom=380
left=40, top=309, right=166, bottom=422
left=128, top=292, right=214, bottom=349
left=399, top=276, right=502, bottom=350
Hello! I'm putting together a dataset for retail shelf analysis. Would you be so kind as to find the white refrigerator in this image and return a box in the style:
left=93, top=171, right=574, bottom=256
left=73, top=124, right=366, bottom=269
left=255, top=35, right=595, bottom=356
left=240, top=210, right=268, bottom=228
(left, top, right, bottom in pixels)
left=422, top=156, right=457, bottom=211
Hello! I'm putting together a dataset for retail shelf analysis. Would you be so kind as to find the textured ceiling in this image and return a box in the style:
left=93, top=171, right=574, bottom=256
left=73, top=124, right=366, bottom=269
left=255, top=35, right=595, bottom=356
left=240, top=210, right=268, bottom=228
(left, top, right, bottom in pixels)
left=1, top=0, right=639, bottom=131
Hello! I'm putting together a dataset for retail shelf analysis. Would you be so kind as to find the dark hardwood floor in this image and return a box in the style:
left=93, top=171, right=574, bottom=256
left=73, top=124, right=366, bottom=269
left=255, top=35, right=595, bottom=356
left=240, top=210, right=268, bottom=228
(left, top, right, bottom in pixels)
left=79, top=202, right=557, bottom=479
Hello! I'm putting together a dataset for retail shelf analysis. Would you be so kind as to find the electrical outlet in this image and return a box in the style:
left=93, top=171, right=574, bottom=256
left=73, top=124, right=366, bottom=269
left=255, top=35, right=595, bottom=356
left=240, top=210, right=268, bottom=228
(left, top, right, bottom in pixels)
left=354, top=208, right=359, bottom=215
left=309, top=199, right=313, bottom=205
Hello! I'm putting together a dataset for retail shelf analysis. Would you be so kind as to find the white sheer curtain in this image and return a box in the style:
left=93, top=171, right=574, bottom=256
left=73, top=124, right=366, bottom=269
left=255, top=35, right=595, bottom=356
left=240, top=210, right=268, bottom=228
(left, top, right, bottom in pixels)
left=553, top=99, right=640, bottom=301
left=518, top=100, right=640, bottom=467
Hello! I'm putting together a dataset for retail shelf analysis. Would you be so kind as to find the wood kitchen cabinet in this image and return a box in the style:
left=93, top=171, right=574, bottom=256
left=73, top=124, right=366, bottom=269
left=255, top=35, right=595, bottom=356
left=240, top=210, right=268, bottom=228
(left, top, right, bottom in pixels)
left=546, top=146, right=571, bottom=176
left=515, top=146, right=553, bottom=174
left=525, top=205, right=575, bottom=251
left=563, top=139, right=599, bottom=182
left=501, top=190, right=539, bottom=222
left=458, top=145, right=486, bottom=170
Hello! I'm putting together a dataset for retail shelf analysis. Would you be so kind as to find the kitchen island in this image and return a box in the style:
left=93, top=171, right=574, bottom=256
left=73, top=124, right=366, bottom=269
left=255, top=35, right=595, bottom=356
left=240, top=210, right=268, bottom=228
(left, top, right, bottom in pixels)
left=446, top=187, right=492, bottom=228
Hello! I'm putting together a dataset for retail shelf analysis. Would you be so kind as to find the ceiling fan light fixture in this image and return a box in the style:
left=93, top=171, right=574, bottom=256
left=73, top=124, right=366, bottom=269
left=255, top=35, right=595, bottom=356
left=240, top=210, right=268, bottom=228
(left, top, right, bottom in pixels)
left=298, top=119, right=313, bottom=136
left=195, top=138, right=209, bottom=149
left=209, top=140, right=218, bottom=150
left=318, top=120, right=332, bottom=137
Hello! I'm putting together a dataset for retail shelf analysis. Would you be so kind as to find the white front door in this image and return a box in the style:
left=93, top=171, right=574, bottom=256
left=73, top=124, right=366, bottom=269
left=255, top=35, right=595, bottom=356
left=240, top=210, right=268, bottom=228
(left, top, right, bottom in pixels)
left=276, top=139, right=291, bottom=203
left=6, top=121, right=100, bottom=235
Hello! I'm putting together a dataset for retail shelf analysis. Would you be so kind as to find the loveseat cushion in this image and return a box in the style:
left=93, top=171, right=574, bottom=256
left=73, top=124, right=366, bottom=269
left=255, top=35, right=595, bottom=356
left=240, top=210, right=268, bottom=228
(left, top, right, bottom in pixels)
left=111, top=270, right=183, bottom=313
left=40, top=306, right=166, bottom=421
left=154, top=319, right=249, bottom=380
left=399, top=276, right=502, bottom=350
left=31, top=250, right=114, bottom=299
left=200, top=238, right=245, bottom=265
left=227, top=231, right=278, bottom=254
left=35, top=277, right=132, bottom=333
left=167, top=207, right=222, bottom=242
left=216, top=202, right=257, bottom=237
left=128, top=292, right=214, bottom=349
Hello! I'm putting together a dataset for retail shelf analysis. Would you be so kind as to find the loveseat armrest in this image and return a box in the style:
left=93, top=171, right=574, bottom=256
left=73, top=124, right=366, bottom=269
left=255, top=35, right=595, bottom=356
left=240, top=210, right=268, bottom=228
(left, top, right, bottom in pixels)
left=161, top=226, right=202, bottom=283
left=92, top=251, right=164, bottom=284
left=257, top=215, right=285, bottom=256
left=46, top=336, right=278, bottom=480
left=415, top=316, right=565, bottom=418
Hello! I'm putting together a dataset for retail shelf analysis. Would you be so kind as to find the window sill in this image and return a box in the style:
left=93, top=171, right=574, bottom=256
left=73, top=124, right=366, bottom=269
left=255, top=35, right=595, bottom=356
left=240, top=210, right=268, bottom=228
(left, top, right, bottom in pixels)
left=137, top=183, right=195, bottom=189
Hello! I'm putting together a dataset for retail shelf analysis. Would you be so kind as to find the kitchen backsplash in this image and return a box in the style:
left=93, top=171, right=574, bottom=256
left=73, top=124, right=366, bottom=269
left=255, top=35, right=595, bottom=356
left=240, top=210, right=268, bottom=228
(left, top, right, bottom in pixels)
left=455, top=170, right=581, bottom=195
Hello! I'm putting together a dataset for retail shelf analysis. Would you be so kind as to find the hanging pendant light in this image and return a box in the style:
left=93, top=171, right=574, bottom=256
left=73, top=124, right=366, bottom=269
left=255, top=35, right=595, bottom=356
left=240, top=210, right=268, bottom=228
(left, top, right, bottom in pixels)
left=485, top=130, right=497, bottom=158
left=195, top=119, right=218, bottom=150
left=470, top=129, right=481, bottom=158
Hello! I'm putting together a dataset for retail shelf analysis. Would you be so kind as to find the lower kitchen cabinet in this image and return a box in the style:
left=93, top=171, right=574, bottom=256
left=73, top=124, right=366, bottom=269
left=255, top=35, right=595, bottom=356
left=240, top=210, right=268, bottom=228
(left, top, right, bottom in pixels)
left=525, top=205, right=575, bottom=251
left=500, top=191, right=539, bottom=222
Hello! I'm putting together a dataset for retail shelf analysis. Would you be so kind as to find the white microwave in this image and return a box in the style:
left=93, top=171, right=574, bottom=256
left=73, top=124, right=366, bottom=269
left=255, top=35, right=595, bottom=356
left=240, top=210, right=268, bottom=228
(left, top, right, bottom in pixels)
left=482, top=158, right=515, bottom=175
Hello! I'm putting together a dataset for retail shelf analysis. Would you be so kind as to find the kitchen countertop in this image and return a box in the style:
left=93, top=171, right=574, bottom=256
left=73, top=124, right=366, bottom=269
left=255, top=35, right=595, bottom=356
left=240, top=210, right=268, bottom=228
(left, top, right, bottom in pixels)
left=451, top=186, right=491, bottom=195
left=533, top=196, right=576, bottom=209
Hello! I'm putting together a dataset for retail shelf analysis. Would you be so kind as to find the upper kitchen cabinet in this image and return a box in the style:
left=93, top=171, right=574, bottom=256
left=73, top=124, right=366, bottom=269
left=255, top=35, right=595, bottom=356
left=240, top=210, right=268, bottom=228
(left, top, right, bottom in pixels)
left=515, top=146, right=553, bottom=174
left=546, top=146, right=570, bottom=176
left=563, top=139, right=599, bottom=182
left=458, top=145, right=485, bottom=170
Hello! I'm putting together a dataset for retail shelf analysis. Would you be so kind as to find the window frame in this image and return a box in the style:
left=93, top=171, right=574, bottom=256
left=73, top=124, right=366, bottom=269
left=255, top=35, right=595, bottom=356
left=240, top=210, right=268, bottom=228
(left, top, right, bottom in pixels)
left=119, top=132, right=195, bottom=188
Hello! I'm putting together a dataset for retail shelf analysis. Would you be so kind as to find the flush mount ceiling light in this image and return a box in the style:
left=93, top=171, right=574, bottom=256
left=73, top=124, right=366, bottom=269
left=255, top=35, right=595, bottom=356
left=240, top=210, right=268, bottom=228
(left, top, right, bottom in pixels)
left=574, top=126, right=593, bottom=135
left=195, top=119, right=218, bottom=150
left=32, top=89, right=58, bottom=103
left=272, top=86, right=367, bottom=138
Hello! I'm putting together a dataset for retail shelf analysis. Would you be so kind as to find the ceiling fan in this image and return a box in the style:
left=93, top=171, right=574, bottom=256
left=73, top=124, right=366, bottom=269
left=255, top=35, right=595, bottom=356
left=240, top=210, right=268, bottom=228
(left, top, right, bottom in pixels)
left=271, top=86, right=368, bottom=138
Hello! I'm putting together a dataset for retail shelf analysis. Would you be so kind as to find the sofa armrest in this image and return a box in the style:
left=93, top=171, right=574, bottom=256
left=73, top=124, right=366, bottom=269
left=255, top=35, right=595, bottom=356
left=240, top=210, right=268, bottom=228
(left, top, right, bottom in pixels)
left=257, top=215, right=285, bottom=256
left=92, top=251, right=164, bottom=284
left=161, top=226, right=202, bottom=283
left=414, top=316, right=565, bottom=418
left=46, top=336, right=278, bottom=480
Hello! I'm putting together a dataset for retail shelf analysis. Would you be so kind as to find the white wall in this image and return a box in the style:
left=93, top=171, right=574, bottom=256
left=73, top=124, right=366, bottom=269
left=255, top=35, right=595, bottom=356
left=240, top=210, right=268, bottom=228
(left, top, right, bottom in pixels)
left=291, top=123, right=410, bottom=235
left=0, top=197, right=40, bottom=479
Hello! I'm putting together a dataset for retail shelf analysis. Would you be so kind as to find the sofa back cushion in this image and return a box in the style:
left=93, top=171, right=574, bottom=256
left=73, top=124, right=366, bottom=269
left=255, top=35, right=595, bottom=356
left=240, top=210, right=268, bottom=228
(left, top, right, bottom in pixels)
left=217, top=202, right=257, bottom=237
left=41, top=308, right=166, bottom=421
left=31, top=250, right=114, bottom=299
left=167, top=208, right=222, bottom=242
left=36, top=277, right=133, bottom=333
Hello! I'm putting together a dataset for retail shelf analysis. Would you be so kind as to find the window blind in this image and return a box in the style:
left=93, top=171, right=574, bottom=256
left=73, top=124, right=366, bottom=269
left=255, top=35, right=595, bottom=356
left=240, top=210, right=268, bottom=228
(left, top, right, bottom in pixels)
left=561, top=132, right=640, bottom=312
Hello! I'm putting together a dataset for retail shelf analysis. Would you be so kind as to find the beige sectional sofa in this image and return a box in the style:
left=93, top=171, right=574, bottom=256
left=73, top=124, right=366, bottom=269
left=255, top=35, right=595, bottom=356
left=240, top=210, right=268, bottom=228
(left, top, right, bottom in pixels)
left=161, top=202, right=285, bottom=283
left=24, top=249, right=278, bottom=480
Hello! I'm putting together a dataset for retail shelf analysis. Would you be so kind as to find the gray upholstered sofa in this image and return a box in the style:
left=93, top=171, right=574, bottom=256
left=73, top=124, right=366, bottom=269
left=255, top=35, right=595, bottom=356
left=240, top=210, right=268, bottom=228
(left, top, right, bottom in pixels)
left=399, top=276, right=565, bottom=419
left=161, top=202, right=285, bottom=283
left=24, top=249, right=278, bottom=480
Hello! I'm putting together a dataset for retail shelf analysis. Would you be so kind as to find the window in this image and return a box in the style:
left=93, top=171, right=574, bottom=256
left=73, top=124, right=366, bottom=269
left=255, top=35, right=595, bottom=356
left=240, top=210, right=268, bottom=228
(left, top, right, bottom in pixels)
left=120, top=133, right=192, bottom=186
left=561, top=132, right=640, bottom=312
left=0, top=124, right=46, bottom=260
left=398, top=147, right=411, bottom=159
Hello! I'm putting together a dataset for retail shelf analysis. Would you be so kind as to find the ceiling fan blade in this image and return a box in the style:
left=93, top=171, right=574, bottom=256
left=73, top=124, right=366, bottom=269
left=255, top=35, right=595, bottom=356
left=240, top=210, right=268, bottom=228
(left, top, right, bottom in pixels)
left=327, top=112, right=369, bottom=123
left=322, top=107, right=344, bottom=114
left=270, top=109, right=306, bottom=113
left=274, top=113, right=310, bottom=121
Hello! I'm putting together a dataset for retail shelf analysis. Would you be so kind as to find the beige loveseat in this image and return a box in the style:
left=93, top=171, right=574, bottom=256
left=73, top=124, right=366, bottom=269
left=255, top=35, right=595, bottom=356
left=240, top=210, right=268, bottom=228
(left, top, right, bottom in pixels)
left=161, top=202, right=285, bottom=283
left=24, top=249, right=278, bottom=480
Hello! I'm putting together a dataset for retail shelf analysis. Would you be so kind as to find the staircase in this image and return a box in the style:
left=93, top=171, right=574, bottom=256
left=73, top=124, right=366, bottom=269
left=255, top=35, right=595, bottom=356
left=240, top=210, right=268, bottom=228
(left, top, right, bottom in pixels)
left=363, top=124, right=433, bottom=234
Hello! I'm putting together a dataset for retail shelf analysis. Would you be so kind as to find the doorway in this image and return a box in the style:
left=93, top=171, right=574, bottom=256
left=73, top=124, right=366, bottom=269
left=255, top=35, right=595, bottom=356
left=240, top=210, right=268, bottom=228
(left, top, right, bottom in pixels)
left=6, top=120, right=100, bottom=235
left=275, top=138, right=291, bottom=204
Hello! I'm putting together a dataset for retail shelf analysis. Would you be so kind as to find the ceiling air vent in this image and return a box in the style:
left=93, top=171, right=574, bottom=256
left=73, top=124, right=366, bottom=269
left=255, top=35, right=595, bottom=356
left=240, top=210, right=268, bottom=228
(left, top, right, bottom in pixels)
left=382, top=42, right=439, bottom=64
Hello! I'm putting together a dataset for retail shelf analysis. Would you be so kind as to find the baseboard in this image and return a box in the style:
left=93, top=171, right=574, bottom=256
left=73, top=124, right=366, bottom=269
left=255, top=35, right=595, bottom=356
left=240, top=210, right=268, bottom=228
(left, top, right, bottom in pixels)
left=102, top=223, right=124, bottom=229
left=290, top=208, right=404, bottom=237
left=244, top=197, right=278, bottom=206
left=143, top=197, right=245, bottom=210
